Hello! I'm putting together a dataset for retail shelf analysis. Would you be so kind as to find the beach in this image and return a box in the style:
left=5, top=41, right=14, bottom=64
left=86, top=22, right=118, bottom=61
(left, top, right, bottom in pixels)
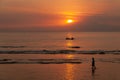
left=0, top=54, right=120, bottom=80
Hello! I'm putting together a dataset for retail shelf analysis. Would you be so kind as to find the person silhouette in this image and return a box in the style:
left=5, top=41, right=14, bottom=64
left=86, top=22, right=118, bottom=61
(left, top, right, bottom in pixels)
left=91, top=57, right=96, bottom=80
left=92, top=57, right=96, bottom=70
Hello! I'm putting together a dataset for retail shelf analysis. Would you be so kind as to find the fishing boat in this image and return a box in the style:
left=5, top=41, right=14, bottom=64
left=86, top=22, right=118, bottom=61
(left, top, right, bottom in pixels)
left=65, top=37, right=74, bottom=40
left=65, top=33, right=75, bottom=40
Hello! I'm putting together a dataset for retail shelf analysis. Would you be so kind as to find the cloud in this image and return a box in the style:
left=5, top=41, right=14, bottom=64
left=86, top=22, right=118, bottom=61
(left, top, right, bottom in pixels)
left=0, top=11, right=68, bottom=31
left=0, top=12, right=120, bottom=32
left=71, top=14, right=120, bottom=32
left=0, top=11, right=63, bottom=25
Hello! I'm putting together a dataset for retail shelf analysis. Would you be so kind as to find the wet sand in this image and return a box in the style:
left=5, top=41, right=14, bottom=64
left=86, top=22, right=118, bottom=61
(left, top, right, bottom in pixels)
left=0, top=54, right=120, bottom=80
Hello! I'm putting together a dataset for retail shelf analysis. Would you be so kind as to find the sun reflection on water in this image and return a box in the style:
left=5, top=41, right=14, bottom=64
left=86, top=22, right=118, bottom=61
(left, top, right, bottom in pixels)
left=66, top=53, right=74, bottom=59
left=67, top=54, right=74, bottom=59
left=65, top=54, right=75, bottom=80
left=66, top=41, right=73, bottom=47
left=65, top=64, right=74, bottom=80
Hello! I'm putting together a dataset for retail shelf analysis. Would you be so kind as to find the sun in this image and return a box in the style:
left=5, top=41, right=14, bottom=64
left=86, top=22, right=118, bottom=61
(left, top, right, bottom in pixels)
left=66, top=19, right=74, bottom=23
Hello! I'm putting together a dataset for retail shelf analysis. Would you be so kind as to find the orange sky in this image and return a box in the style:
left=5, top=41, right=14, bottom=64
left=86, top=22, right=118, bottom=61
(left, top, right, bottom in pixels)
left=0, top=0, right=120, bottom=31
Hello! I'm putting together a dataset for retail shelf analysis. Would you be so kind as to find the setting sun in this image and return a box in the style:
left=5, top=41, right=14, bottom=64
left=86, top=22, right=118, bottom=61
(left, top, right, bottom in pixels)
left=67, top=19, right=74, bottom=23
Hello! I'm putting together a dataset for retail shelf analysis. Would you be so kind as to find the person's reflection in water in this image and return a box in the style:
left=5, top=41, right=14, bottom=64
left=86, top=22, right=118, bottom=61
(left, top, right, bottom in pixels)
left=92, top=66, right=96, bottom=76
left=91, top=67, right=96, bottom=80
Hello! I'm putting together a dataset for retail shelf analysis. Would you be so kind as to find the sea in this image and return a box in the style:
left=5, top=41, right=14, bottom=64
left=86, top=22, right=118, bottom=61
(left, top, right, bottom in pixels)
left=0, top=32, right=120, bottom=80
left=0, top=32, right=120, bottom=51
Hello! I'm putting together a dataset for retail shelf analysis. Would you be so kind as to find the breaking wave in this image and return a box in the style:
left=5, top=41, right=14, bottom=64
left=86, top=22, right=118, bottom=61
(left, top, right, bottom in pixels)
left=0, top=50, right=120, bottom=54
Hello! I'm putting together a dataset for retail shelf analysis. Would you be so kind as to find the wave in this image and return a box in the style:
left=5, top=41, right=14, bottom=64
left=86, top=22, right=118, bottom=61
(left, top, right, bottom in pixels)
left=0, top=58, right=120, bottom=64
left=0, top=59, right=82, bottom=64
left=0, top=50, right=120, bottom=54
left=0, top=46, right=25, bottom=48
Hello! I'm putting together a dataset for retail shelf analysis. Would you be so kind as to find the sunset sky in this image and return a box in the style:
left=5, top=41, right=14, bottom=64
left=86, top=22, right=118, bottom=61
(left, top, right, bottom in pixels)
left=0, top=0, right=120, bottom=32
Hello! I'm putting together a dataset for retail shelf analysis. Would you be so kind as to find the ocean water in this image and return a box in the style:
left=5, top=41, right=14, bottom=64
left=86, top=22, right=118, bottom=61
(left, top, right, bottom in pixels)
left=0, top=32, right=120, bottom=51
left=0, top=32, right=120, bottom=80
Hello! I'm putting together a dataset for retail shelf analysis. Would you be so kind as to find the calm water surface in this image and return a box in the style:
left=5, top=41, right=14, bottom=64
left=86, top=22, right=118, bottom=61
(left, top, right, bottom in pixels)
left=0, top=32, right=120, bottom=50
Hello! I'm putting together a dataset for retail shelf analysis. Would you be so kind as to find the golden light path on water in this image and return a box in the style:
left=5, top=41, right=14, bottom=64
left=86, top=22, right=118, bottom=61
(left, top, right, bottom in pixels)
left=65, top=54, right=75, bottom=80
left=65, top=64, right=74, bottom=80
left=66, top=40, right=73, bottom=47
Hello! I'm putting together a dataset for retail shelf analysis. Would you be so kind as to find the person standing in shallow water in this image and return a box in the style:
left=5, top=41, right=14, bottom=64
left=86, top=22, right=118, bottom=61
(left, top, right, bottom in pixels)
left=92, top=57, right=96, bottom=69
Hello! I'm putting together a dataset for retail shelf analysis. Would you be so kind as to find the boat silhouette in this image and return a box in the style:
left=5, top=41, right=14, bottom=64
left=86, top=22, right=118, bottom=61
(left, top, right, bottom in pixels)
left=65, top=37, right=75, bottom=40
left=69, top=46, right=80, bottom=48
